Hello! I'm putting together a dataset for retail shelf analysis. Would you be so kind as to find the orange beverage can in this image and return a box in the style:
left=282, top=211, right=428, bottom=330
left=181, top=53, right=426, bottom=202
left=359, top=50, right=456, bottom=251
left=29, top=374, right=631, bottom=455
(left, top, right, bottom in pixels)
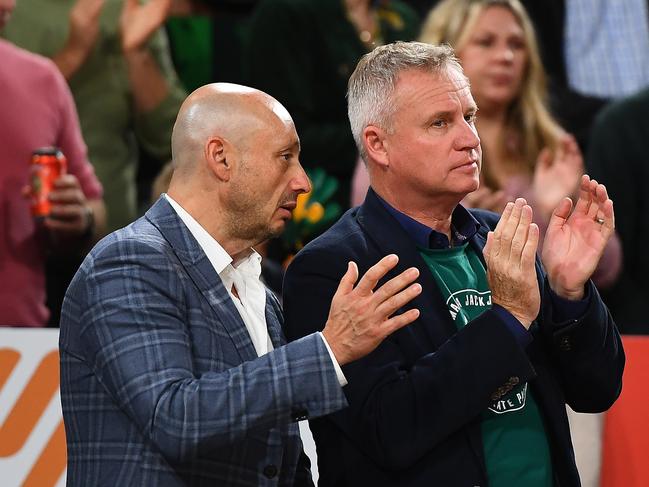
left=30, top=147, right=67, bottom=217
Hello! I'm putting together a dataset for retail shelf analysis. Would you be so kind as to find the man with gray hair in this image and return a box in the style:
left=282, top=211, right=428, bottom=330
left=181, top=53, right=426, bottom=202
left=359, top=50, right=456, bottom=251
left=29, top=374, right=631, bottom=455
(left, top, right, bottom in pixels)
left=284, top=41, right=623, bottom=486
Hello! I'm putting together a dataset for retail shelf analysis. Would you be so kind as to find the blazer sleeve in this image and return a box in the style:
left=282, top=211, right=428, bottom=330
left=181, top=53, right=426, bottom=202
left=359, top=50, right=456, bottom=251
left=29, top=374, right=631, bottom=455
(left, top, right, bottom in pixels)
left=537, top=279, right=625, bottom=412
left=63, top=236, right=347, bottom=463
left=283, top=245, right=538, bottom=470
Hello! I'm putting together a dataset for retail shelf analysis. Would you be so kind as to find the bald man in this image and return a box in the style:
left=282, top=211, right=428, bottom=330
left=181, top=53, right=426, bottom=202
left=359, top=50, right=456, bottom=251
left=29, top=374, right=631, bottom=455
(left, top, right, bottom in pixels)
left=58, top=83, right=422, bottom=486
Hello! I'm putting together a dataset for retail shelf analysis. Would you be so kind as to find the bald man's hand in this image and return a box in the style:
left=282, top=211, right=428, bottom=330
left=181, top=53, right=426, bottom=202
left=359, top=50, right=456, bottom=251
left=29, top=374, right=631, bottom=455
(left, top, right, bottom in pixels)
left=322, top=255, right=421, bottom=366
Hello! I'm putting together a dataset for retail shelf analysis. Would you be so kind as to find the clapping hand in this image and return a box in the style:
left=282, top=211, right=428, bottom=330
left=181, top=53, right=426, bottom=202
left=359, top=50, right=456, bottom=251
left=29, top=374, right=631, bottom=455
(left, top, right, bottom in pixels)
left=541, top=175, right=615, bottom=300
left=483, top=198, right=541, bottom=328
left=533, top=134, right=583, bottom=220
left=120, top=0, right=172, bottom=53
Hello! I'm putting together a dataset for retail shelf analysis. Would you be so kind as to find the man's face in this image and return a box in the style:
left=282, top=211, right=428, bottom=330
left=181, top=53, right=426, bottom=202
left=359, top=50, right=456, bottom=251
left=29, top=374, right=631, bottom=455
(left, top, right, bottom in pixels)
left=380, top=67, right=481, bottom=201
left=224, top=103, right=311, bottom=243
left=0, top=0, right=15, bottom=30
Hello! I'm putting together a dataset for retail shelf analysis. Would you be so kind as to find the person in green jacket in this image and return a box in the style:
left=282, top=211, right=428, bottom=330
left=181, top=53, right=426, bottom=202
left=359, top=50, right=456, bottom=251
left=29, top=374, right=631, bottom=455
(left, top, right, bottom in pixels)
left=3, top=0, right=186, bottom=232
left=245, top=0, right=420, bottom=212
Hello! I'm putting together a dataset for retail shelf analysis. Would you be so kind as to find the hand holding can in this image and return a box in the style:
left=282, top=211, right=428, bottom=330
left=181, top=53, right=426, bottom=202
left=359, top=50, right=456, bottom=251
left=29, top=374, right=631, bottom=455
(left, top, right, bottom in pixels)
left=29, top=147, right=67, bottom=218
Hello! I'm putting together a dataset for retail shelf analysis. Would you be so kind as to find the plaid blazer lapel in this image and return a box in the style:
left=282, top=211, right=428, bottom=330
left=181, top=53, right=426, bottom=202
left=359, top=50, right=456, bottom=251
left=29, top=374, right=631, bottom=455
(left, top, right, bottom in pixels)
left=145, top=197, right=258, bottom=362
left=264, top=290, right=285, bottom=348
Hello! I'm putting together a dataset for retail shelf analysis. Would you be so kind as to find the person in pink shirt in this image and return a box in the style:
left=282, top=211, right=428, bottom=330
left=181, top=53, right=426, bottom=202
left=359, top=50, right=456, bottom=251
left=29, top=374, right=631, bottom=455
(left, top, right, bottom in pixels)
left=0, top=0, right=105, bottom=326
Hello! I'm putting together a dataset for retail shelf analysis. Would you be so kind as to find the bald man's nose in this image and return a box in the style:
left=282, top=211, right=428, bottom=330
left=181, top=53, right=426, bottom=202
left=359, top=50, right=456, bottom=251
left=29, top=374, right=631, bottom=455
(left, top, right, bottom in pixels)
left=292, top=163, right=311, bottom=194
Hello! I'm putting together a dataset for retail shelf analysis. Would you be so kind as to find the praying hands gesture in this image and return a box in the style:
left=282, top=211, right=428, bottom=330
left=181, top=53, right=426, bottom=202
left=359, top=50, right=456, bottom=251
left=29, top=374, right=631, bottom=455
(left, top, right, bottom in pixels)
left=541, top=175, right=615, bottom=300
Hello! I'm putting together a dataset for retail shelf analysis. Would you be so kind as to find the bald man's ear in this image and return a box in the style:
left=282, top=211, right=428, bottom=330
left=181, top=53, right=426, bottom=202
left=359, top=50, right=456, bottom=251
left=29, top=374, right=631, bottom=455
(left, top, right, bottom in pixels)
left=363, top=125, right=390, bottom=168
left=205, top=136, right=231, bottom=182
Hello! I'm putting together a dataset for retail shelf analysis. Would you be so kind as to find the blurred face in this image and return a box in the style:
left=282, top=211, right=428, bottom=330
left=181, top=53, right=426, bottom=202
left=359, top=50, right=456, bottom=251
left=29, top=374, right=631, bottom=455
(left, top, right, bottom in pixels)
left=225, top=102, right=311, bottom=243
left=381, top=67, right=481, bottom=201
left=0, top=0, right=15, bottom=30
left=456, top=6, right=528, bottom=112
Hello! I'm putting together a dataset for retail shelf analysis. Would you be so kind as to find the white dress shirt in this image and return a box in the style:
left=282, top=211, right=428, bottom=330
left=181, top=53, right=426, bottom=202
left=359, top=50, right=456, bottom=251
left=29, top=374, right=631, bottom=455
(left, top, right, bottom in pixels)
left=164, top=194, right=346, bottom=384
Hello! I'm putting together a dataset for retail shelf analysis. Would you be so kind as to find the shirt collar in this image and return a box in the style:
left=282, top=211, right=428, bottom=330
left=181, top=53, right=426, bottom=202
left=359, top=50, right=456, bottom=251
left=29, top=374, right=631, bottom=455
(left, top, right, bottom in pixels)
left=375, top=192, right=480, bottom=249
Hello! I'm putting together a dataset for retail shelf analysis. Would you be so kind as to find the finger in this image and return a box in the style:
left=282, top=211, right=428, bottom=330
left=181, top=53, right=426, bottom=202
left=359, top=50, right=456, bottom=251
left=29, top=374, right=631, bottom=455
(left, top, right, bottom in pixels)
left=21, top=185, right=31, bottom=198
left=375, top=282, right=423, bottom=319
left=600, top=199, right=615, bottom=233
left=587, top=179, right=601, bottom=219
left=381, top=308, right=421, bottom=337
left=500, top=198, right=526, bottom=252
left=590, top=182, right=607, bottom=219
left=573, top=174, right=592, bottom=215
left=547, top=197, right=573, bottom=231
left=510, top=204, right=532, bottom=260
left=491, top=201, right=514, bottom=257
left=355, top=254, right=399, bottom=295
left=372, top=267, right=420, bottom=305
left=333, top=261, right=359, bottom=298
left=521, top=223, right=539, bottom=270
left=49, top=204, right=85, bottom=221
left=49, top=188, right=85, bottom=204
left=593, top=184, right=615, bottom=232
left=53, top=174, right=80, bottom=189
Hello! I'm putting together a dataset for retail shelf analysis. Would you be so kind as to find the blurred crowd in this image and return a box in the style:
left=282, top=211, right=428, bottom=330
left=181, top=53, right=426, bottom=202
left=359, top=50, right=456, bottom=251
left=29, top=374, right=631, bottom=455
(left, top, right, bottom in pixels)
left=1, top=0, right=647, bottom=333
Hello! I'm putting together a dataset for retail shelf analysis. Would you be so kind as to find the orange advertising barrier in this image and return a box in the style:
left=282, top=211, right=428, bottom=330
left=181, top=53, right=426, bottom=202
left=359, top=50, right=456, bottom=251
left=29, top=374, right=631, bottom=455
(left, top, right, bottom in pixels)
left=601, top=335, right=649, bottom=487
left=0, top=329, right=646, bottom=486
left=0, top=329, right=65, bottom=487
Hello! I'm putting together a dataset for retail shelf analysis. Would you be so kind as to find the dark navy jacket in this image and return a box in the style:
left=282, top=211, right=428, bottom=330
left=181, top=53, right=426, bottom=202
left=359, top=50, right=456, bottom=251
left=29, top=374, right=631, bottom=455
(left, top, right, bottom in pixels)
left=283, top=189, right=624, bottom=487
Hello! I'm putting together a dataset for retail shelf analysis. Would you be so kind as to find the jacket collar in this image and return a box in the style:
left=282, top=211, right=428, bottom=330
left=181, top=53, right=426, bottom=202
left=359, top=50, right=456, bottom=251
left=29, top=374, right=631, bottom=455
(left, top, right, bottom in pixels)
left=357, top=189, right=491, bottom=343
left=144, top=197, right=282, bottom=361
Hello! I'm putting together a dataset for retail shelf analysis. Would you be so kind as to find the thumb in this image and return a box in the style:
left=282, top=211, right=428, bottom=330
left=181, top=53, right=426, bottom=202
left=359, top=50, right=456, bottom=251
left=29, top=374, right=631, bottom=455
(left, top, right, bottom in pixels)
left=548, top=197, right=573, bottom=230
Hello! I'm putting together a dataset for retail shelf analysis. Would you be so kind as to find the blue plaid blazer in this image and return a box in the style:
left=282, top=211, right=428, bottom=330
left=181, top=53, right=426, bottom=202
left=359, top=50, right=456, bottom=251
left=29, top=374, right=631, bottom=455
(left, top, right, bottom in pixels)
left=59, top=197, right=347, bottom=486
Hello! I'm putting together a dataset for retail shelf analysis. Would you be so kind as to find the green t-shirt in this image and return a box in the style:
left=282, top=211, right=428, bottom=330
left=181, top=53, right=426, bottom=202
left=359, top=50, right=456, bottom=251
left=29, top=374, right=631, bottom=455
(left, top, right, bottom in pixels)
left=419, top=243, right=553, bottom=487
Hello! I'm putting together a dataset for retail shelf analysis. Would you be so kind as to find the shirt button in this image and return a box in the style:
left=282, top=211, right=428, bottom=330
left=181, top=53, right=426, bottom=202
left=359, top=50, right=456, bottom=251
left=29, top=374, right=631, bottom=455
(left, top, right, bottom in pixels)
left=559, top=336, right=572, bottom=351
left=292, top=408, right=309, bottom=421
left=263, top=464, right=278, bottom=479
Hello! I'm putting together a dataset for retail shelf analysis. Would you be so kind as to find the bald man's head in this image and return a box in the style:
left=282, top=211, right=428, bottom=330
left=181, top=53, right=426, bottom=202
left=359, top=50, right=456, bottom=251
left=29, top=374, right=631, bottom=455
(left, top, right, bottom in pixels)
left=165, top=83, right=309, bottom=256
left=170, top=83, right=293, bottom=175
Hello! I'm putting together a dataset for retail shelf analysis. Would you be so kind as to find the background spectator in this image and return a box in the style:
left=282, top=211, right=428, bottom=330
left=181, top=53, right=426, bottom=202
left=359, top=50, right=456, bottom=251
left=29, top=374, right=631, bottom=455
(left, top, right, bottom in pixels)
left=586, top=87, right=649, bottom=334
left=245, top=0, right=420, bottom=211
left=2, top=0, right=185, bottom=232
left=520, top=0, right=649, bottom=151
left=0, top=0, right=105, bottom=326
left=2, top=0, right=186, bottom=323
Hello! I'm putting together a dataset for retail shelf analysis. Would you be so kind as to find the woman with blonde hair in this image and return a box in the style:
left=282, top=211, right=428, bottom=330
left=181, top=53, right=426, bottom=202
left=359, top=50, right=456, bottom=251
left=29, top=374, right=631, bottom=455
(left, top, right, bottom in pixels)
left=420, top=0, right=620, bottom=287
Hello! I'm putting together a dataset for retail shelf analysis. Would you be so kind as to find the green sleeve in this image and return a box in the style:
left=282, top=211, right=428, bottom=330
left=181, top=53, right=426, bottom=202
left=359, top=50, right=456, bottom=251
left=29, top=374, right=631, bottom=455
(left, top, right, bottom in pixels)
left=133, top=29, right=187, bottom=161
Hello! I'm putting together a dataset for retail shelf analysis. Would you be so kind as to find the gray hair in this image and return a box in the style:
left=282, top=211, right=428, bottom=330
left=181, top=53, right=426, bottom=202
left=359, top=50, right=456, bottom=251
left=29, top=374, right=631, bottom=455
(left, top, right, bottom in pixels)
left=347, top=41, right=464, bottom=160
